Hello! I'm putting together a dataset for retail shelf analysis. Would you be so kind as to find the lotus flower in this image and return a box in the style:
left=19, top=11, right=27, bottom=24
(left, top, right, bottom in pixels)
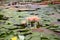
left=27, top=16, right=40, bottom=22
left=26, top=17, right=33, bottom=22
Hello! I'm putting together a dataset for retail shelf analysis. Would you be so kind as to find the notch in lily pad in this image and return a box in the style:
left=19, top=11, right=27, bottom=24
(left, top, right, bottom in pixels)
left=57, top=19, right=60, bottom=22
left=0, top=15, right=3, bottom=20
left=7, top=23, right=11, bottom=25
left=17, top=10, right=22, bottom=12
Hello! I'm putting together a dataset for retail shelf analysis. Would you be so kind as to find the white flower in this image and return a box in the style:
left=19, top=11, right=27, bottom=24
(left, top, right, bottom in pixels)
left=19, top=35, right=25, bottom=40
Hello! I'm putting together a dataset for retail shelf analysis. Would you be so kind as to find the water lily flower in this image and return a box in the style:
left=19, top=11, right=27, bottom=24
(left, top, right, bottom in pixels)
left=26, top=16, right=40, bottom=22
left=11, top=36, right=17, bottom=40
left=26, top=16, right=40, bottom=28
left=32, top=16, right=40, bottom=22
left=19, top=35, right=25, bottom=40
left=20, top=21, right=27, bottom=28
left=21, top=21, right=26, bottom=24
left=27, top=17, right=33, bottom=22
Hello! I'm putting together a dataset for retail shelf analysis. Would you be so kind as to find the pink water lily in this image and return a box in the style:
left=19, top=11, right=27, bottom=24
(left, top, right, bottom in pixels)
left=27, top=16, right=40, bottom=22
left=27, top=17, right=33, bottom=22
